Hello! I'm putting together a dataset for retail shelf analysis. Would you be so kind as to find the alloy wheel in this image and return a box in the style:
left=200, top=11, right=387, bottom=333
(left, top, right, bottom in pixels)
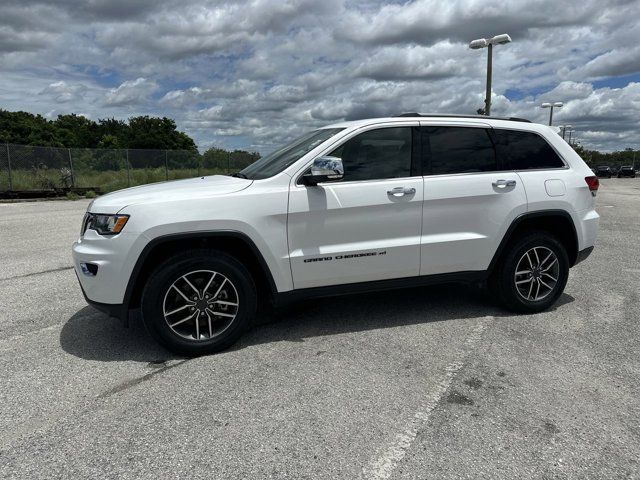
left=162, top=270, right=239, bottom=341
left=514, top=246, right=560, bottom=301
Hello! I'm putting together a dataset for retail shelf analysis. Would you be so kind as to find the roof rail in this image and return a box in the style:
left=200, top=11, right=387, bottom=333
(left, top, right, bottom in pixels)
left=394, top=113, right=531, bottom=123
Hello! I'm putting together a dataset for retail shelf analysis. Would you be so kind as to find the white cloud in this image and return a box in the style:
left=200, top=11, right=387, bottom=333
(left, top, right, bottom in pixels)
left=39, top=81, right=87, bottom=103
left=160, top=87, right=208, bottom=107
left=104, top=77, right=158, bottom=106
left=335, top=0, right=601, bottom=46
left=540, top=82, right=594, bottom=102
left=1, top=0, right=640, bottom=152
left=573, top=45, right=640, bottom=79
left=354, top=42, right=471, bottom=80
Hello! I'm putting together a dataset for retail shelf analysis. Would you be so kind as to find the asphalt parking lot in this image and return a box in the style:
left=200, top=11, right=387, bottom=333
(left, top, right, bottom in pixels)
left=1, top=179, right=639, bottom=479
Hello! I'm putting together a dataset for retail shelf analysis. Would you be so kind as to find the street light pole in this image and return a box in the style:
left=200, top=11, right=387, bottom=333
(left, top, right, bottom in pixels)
left=541, top=102, right=563, bottom=126
left=485, top=43, right=493, bottom=116
left=469, top=34, right=511, bottom=116
left=559, top=125, right=572, bottom=139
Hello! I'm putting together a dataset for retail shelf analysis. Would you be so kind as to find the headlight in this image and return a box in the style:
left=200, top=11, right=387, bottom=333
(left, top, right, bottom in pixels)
left=82, top=213, right=129, bottom=236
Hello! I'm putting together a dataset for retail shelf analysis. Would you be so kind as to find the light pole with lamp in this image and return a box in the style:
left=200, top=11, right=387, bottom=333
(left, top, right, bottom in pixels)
left=567, top=128, right=575, bottom=145
left=541, top=102, right=563, bottom=125
left=469, top=34, right=512, bottom=116
left=559, top=125, right=572, bottom=139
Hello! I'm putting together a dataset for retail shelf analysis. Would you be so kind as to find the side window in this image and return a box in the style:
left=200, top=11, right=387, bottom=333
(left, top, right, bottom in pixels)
left=493, top=129, right=565, bottom=170
left=423, top=127, right=496, bottom=175
left=329, top=127, right=412, bottom=181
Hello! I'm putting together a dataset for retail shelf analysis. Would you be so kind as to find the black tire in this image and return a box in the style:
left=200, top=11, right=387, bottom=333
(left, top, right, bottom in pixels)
left=490, top=231, right=569, bottom=313
left=141, top=249, right=257, bottom=356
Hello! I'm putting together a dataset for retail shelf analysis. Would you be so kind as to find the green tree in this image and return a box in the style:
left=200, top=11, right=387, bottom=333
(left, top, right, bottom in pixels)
left=97, top=134, right=120, bottom=149
left=202, top=147, right=229, bottom=169
left=0, top=109, right=199, bottom=151
left=202, top=147, right=260, bottom=170
left=97, top=118, right=129, bottom=147
left=571, top=144, right=638, bottom=169
left=0, top=110, right=59, bottom=146
left=53, top=114, right=99, bottom=148
left=127, top=116, right=197, bottom=151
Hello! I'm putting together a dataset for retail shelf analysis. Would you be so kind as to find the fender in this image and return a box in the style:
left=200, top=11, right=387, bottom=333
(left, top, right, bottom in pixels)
left=122, top=230, right=279, bottom=321
left=487, top=209, right=579, bottom=273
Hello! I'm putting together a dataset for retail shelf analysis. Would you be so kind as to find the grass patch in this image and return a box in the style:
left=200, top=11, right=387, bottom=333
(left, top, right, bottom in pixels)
left=1, top=167, right=231, bottom=193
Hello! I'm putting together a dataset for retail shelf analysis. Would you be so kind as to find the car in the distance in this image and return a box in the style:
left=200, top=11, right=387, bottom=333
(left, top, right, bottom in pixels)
left=596, top=166, right=612, bottom=178
left=617, top=166, right=636, bottom=178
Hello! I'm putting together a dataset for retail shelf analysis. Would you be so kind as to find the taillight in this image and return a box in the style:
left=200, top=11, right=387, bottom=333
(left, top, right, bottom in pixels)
left=585, top=176, right=599, bottom=196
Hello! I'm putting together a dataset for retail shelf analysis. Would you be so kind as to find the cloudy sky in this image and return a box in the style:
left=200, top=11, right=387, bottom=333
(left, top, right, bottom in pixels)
left=2, top=0, right=640, bottom=152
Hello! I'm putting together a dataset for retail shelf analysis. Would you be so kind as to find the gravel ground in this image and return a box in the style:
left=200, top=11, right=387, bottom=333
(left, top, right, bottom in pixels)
left=0, top=180, right=638, bottom=479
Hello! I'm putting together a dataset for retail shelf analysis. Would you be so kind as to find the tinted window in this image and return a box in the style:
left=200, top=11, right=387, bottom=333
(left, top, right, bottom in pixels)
left=493, top=129, right=564, bottom=170
left=424, top=127, right=496, bottom=175
left=329, top=127, right=412, bottom=181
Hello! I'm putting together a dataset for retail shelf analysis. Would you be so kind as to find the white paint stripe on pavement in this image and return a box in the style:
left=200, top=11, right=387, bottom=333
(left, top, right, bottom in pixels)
left=362, top=319, right=489, bottom=480
left=0, top=324, right=63, bottom=352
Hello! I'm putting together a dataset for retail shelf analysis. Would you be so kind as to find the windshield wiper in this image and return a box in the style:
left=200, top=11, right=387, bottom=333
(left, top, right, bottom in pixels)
left=230, top=172, right=248, bottom=179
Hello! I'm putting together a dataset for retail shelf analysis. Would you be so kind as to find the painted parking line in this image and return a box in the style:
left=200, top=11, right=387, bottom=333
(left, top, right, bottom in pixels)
left=362, top=319, right=489, bottom=480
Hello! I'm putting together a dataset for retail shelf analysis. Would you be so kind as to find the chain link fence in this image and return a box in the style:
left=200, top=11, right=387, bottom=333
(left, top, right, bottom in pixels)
left=0, top=144, right=256, bottom=194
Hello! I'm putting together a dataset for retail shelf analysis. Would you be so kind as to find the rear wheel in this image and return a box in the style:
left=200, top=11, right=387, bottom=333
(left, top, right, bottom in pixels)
left=141, top=249, right=256, bottom=356
left=491, top=232, right=569, bottom=313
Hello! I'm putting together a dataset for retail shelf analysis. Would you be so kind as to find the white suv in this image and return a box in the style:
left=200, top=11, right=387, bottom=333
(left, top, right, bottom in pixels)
left=72, top=114, right=600, bottom=355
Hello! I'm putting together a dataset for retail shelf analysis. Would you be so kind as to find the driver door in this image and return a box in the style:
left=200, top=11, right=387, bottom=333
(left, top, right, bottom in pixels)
left=287, top=124, right=423, bottom=289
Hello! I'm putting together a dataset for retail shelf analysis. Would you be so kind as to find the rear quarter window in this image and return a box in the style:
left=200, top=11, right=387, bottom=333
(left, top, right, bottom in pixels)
left=493, top=129, right=565, bottom=170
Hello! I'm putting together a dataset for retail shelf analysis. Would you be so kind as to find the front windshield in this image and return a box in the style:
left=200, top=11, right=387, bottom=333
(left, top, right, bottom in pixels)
left=239, top=128, right=344, bottom=180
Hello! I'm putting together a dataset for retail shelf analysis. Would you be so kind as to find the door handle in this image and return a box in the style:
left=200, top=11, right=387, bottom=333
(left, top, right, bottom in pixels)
left=492, top=179, right=517, bottom=188
left=387, top=187, right=416, bottom=197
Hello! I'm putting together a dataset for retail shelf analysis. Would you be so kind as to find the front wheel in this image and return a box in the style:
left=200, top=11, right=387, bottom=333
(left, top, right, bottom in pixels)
left=141, top=249, right=257, bottom=356
left=491, top=232, right=569, bottom=313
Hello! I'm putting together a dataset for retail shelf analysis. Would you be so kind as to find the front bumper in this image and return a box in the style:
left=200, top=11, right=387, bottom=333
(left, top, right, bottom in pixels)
left=74, top=269, right=127, bottom=321
left=72, top=229, right=146, bottom=306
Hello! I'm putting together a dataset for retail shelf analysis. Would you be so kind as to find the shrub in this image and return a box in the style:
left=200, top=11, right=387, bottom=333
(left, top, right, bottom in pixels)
left=84, top=190, right=97, bottom=198
left=66, top=192, right=80, bottom=200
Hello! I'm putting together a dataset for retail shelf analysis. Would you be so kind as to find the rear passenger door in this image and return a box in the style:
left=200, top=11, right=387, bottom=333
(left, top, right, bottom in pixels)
left=419, top=123, right=527, bottom=275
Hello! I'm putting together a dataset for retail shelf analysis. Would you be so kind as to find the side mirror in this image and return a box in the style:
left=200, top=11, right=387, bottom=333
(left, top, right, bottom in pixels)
left=302, top=156, right=344, bottom=186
